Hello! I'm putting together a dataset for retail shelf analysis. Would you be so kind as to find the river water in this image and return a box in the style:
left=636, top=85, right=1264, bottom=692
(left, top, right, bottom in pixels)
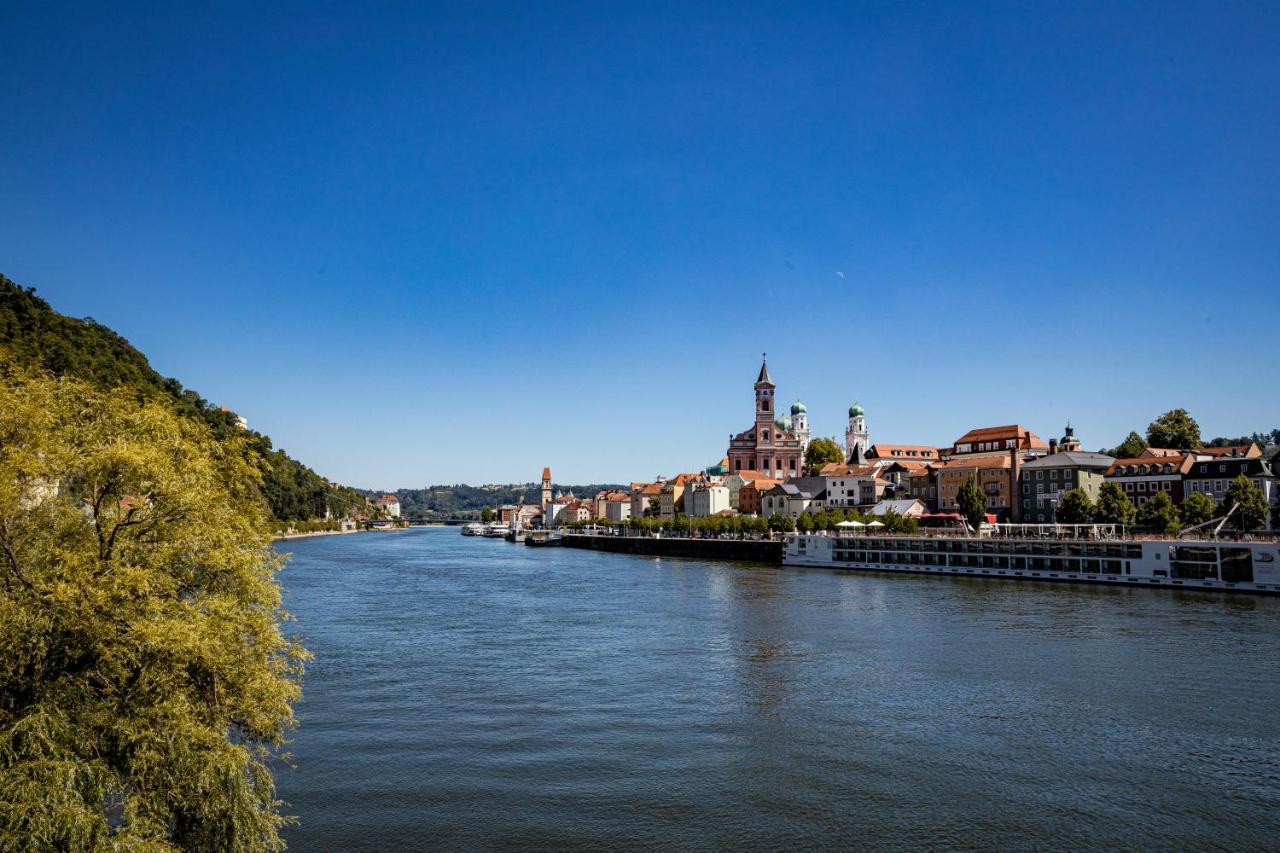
left=275, top=527, right=1280, bottom=850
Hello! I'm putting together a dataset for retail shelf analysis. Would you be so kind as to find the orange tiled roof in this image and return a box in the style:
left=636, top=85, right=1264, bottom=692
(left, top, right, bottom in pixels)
left=868, top=444, right=940, bottom=458
left=953, top=425, right=1047, bottom=448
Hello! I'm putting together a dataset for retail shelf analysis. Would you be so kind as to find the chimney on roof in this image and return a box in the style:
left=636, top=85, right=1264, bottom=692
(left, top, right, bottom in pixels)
left=1049, top=438, right=1058, bottom=455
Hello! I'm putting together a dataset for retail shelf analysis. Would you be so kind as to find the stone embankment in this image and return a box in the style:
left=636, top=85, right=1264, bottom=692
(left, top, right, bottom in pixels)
left=561, top=534, right=783, bottom=564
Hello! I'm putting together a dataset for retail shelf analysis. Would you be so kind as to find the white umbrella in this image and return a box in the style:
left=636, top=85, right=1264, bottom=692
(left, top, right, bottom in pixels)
left=836, top=520, right=864, bottom=528
left=865, top=520, right=885, bottom=528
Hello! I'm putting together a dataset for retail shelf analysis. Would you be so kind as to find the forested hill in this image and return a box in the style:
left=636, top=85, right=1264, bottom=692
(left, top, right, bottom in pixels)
left=394, top=484, right=626, bottom=518
left=0, top=273, right=364, bottom=521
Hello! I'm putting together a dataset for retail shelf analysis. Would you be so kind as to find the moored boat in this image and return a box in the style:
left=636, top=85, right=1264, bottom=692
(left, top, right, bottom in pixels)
left=461, top=523, right=485, bottom=536
left=783, top=525, right=1280, bottom=594
left=525, top=530, right=562, bottom=547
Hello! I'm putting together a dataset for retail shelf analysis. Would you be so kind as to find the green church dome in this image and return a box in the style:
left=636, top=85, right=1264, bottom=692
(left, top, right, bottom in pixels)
left=791, top=400, right=807, bottom=415
left=849, top=403, right=865, bottom=418
left=775, top=414, right=793, bottom=432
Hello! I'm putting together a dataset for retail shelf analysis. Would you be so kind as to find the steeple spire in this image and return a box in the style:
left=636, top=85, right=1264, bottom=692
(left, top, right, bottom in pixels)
left=756, top=352, right=773, bottom=386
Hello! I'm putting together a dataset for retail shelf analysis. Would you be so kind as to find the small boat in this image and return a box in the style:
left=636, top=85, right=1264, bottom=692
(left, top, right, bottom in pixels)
left=525, top=530, right=562, bottom=547
left=482, top=523, right=507, bottom=538
left=461, top=523, right=485, bottom=536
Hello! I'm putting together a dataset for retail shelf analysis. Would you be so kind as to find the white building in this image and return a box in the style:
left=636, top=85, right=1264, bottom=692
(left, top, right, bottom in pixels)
left=604, top=495, right=632, bottom=522
left=375, top=493, right=401, bottom=518
left=686, top=482, right=730, bottom=517
left=823, top=465, right=882, bottom=510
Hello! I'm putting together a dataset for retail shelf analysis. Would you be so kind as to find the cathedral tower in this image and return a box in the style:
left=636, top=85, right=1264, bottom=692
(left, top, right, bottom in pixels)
left=791, top=400, right=810, bottom=452
left=845, top=403, right=869, bottom=459
left=541, top=467, right=552, bottom=510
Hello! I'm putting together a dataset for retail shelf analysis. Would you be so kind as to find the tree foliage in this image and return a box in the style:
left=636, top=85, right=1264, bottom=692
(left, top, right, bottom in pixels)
left=1223, top=474, right=1269, bottom=532
left=0, top=365, right=306, bottom=850
left=1136, top=491, right=1181, bottom=535
left=1145, top=409, right=1202, bottom=450
left=803, top=438, right=845, bottom=475
left=1110, top=431, right=1148, bottom=459
left=956, top=473, right=987, bottom=532
left=1055, top=488, right=1095, bottom=524
left=1179, top=492, right=1217, bottom=528
left=1205, top=429, right=1280, bottom=448
left=0, top=274, right=361, bottom=522
left=1095, top=482, right=1137, bottom=528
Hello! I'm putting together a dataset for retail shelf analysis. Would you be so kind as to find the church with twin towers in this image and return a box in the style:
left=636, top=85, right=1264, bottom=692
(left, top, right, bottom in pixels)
left=726, top=355, right=869, bottom=478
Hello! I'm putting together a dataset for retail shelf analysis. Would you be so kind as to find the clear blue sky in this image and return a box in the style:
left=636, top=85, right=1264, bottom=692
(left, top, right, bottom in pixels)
left=2, top=1, right=1277, bottom=488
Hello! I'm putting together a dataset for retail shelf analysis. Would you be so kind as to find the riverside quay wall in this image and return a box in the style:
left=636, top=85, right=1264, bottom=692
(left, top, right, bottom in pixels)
left=561, top=534, right=784, bottom=564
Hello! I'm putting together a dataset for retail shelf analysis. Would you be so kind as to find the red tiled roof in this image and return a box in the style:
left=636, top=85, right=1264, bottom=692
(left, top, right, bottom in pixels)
left=868, top=444, right=940, bottom=458
left=953, top=425, right=1047, bottom=449
left=1106, top=455, right=1195, bottom=476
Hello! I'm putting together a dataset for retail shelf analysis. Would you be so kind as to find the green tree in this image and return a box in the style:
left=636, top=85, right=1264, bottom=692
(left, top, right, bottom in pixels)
left=767, top=512, right=795, bottom=533
left=1095, top=482, right=1137, bottom=528
left=955, top=473, right=987, bottom=533
left=0, top=365, right=306, bottom=850
left=1146, top=409, right=1202, bottom=450
left=1137, top=491, right=1181, bottom=535
left=1055, top=488, right=1095, bottom=524
left=803, top=437, right=846, bottom=475
left=1111, top=431, right=1148, bottom=459
left=1179, top=492, right=1217, bottom=528
left=795, top=512, right=814, bottom=533
left=1222, top=474, right=1269, bottom=532
left=480, top=507, right=495, bottom=523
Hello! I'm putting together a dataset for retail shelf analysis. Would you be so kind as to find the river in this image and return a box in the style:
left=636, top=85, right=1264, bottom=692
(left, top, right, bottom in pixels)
left=275, top=527, right=1280, bottom=850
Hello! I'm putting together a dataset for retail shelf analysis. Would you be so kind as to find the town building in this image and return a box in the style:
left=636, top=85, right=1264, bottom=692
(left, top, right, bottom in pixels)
left=1184, top=456, right=1275, bottom=508
left=374, top=493, right=401, bottom=518
left=737, top=478, right=780, bottom=516
left=553, top=500, right=592, bottom=526
left=1018, top=447, right=1115, bottom=523
left=761, top=482, right=824, bottom=520
left=660, top=473, right=699, bottom=519
left=723, top=470, right=773, bottom=509
left=949, top=424, right=1048, bottom=457
left=603, top=493, right=632, bottom=522
left=630, top=481, right=664, bottom=519
left=686, top=481, right=730, bottom=517
left=822, top=464, right=884, bottom=510
left=908, top=467, right=938, bottom=510
left=726, top=356, right=805, bottom=480
left=1104, top=454, right=1196, bottom=506
left=540, top=467, right=552, bottom=509
left=934, top=455, right=1016, bottom=521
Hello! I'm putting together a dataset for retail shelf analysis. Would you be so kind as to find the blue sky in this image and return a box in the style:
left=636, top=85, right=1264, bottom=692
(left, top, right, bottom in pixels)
left=2, top=1, right=1277, bottom=488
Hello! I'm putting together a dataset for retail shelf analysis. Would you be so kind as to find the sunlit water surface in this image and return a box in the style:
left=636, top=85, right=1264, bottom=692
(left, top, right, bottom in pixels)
left=276, top=527, right=1280, bottom=850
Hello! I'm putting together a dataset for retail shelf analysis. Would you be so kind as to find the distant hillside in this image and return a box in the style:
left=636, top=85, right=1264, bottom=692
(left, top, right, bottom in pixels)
left=0, top=273, right=364, bottom=521
left=393, top=483, right=626, bottom=518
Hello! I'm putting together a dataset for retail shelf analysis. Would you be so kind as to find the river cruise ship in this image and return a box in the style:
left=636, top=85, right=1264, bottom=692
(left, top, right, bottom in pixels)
left=783, top=525, right=1280, bottom=594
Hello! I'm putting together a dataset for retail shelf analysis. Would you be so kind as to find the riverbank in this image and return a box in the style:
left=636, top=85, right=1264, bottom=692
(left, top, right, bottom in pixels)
left=561, top=532, right=783, bottom=563
left=272, top=525, right=411, bottom=541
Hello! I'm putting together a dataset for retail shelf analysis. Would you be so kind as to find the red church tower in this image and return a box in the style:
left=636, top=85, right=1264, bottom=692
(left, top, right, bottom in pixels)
left=726, top=355, right=804, bottom=479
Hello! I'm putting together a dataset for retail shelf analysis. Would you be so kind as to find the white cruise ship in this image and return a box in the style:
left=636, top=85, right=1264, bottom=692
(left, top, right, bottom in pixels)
left=784, top=527, right=1280, bottom=594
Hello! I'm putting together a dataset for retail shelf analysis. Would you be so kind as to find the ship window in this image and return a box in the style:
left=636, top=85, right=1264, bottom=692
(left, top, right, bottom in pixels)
left=1220, top=548, right=1254, bottom=583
